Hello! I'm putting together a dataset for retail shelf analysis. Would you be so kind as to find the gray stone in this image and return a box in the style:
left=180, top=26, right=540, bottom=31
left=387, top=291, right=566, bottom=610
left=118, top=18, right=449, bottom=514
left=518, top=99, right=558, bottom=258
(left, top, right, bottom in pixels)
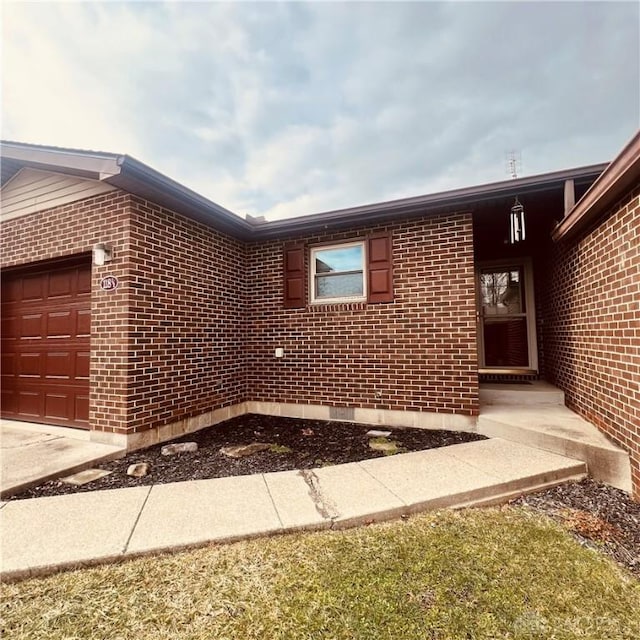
left=61, top=468, right=112, bottom=486
left=220, top=443, right=270, bottom=458
left=161, top=442, right=198, bottom=456
left=366, top=430, right=392, bottom=438
left=127, top=463, right=149, bottom=478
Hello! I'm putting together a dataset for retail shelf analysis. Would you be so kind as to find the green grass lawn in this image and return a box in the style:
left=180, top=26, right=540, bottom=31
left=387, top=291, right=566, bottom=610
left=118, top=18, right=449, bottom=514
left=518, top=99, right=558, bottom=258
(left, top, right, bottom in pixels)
left=2, top=507, right=639, bottom=640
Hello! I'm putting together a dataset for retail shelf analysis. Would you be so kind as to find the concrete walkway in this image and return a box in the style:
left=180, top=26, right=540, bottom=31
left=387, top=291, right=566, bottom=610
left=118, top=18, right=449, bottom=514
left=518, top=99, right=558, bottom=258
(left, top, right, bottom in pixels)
left=478, top=383, right=633, bottom=493
left=0, top=420, right=126, bottom=498
left=0, top=438, right=586, bottom=581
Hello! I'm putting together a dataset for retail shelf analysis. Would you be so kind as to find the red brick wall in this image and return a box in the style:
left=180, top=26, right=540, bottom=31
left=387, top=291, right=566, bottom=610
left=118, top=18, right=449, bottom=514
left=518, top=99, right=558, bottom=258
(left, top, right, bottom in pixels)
left=0, top=191, right=132, bottom=435
left=2, top=197, right=477, bottom=435
left=246, top=212, right=479, bottom=415
left=125, top=196, right=247, bottom=433
left=544, top=188, right=640, bottom=497
left=1, top=192, right=248, bottom=437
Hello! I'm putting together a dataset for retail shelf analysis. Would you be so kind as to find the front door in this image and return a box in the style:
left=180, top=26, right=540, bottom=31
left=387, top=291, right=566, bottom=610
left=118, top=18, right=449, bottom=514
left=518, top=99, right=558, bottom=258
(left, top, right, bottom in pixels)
left=476, top=260, right=538, bottom=373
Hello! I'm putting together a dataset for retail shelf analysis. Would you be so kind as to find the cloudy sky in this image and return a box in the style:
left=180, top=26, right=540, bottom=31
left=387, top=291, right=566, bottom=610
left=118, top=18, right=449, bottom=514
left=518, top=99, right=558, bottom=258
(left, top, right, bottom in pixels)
left=2, top=1, right=638, bottom=220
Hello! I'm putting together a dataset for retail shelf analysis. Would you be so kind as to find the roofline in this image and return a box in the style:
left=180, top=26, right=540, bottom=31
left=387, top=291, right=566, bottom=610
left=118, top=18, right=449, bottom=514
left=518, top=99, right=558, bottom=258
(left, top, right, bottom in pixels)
left=0, top=140, right=253, bottom=238
left=0, top=140, right=122, bottom=179
left=552, top=130, right=640, bottom=241
left=1, top=140, right=607, bottom=241
left=254, top=163, right=608, bottom=239
left=112, top=156, right=253, bottom=238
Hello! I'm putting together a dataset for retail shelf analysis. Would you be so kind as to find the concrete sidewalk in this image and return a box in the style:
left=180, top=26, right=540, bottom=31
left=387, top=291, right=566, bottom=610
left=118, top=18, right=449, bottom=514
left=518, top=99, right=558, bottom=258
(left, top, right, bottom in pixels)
left=0, top=438, right=586, bottom=581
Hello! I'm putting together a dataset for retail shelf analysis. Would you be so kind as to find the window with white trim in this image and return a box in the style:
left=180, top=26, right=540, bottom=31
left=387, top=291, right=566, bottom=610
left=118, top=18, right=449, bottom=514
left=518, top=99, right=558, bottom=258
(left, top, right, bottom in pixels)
left=310, top=241, right=366, bottom=303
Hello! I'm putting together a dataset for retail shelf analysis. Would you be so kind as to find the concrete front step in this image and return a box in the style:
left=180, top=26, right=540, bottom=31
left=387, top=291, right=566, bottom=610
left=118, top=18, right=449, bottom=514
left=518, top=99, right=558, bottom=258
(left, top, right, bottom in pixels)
left=480, top=381, right=565, bottom=406
left=478, top=405, right=632, bottom=493
left=0, top=438, right=586, bottom=580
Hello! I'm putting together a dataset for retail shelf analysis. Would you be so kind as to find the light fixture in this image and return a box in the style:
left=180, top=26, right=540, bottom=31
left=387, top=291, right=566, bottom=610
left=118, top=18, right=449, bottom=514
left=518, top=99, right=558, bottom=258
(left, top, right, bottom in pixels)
left=509, top=197, right=526, bottom=244
left=93, top=243, right=113, bottom=266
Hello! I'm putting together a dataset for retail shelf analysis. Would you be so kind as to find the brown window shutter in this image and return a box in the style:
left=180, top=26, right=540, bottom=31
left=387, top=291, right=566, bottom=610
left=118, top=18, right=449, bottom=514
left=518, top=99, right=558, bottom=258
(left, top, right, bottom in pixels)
left=283, top=244, right=305, bottom=308
left=367, top=232, right=394, bottom=303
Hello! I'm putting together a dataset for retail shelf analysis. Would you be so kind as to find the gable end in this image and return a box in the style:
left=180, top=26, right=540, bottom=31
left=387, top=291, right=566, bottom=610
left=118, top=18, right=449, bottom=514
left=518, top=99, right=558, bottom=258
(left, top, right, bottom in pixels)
left=0, top=167, right=116, bottom=221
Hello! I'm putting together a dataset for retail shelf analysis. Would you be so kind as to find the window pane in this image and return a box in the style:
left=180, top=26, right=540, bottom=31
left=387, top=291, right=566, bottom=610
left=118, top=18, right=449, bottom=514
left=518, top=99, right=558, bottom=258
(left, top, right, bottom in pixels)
left=480, top=269, right=523, bottom=316
left=316, top=273, right=363, bottom=298
left=483, top=317, right=529, bottom=366
left=315, top=246, right=363, bottom=273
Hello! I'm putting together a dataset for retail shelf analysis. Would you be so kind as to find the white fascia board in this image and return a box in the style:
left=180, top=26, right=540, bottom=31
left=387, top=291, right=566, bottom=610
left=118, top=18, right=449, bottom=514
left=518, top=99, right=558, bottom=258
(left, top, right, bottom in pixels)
left=0, top=144, right=122, bottom=180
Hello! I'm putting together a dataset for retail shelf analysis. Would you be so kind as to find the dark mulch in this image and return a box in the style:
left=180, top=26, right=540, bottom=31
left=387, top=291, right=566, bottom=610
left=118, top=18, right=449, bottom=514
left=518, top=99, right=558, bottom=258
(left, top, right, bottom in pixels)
left=512, top=479, right=640, bottom=578
left=10, top=414, right=486, bottom=500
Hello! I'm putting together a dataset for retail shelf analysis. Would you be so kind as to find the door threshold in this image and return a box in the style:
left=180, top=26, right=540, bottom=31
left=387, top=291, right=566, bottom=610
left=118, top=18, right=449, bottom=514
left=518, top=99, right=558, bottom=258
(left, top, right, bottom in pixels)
left=479, top=368, right=538, bottom=376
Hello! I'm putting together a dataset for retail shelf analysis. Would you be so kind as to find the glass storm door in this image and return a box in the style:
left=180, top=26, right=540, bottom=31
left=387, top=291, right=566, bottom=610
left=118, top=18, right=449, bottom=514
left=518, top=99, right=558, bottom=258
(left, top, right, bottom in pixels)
left=477, top=262, right=538, bottom=372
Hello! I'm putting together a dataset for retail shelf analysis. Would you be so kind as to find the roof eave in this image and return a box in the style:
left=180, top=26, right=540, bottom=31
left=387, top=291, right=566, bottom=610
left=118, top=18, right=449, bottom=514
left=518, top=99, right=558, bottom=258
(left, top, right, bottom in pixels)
left=552, top=131, right=640, bottom=242
left=0, top=141, right=122, bottom=180
left=254, top=163, right=608, bottom=240
left=0, top=140, right=610, bottom=243
left=110, top=156, right=253, bottom=239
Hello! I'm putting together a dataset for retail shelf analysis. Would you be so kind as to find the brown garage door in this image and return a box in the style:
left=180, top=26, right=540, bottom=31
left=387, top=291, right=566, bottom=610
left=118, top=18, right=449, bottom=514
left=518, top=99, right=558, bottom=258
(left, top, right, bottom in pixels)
left=1, top=259, right=91, bottom=429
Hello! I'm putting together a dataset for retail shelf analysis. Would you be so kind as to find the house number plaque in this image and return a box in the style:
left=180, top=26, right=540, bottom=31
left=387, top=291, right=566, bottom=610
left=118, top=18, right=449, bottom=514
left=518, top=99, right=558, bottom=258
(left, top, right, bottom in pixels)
left=100, top=275, right=119, bottom=291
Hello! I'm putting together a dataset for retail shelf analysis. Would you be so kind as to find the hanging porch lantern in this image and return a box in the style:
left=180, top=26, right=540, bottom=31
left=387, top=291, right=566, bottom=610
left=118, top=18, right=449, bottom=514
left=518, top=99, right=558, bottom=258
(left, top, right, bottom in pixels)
left=509, top=197, right=526, bottom=244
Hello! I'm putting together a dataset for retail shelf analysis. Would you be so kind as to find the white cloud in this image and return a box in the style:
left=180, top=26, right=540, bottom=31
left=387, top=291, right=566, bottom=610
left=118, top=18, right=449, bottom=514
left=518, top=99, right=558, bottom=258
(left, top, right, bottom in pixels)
left=2, top=1, right=638, bottom=221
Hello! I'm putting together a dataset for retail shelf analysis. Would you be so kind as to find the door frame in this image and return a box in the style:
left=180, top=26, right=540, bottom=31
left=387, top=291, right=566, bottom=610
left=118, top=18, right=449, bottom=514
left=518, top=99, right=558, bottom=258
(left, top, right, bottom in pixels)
left=475, top=257, right=538, bottom=374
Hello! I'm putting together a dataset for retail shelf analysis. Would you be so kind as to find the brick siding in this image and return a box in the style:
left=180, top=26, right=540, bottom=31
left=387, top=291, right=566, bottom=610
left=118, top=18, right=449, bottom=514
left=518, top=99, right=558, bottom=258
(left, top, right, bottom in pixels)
left=543, top=188, right=640, bottom=497
left=1, top=192, right=247, bottom=436
left=125, top=196, right=247, bottom=433
left=246, top=212, right=479, bottom=416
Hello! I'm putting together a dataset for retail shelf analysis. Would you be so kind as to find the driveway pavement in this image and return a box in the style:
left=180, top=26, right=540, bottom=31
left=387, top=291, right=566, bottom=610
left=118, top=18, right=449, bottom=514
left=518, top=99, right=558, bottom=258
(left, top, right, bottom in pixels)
left=0, top=420, right=125, bottom=498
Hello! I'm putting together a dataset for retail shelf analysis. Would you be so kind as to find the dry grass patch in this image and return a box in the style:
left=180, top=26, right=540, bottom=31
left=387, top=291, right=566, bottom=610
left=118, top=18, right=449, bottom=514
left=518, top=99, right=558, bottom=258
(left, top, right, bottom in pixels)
left=2, top=508, right=639, bottom=639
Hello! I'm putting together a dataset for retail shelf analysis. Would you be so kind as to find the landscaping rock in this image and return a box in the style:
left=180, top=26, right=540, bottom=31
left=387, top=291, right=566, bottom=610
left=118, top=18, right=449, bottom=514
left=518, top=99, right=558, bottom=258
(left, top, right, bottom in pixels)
left=161, top=442, right=198, bottom=456
left=368, top=438, right=399, bottom=453
left=366, top=430, right=392, bottom=438
left=127, top=462, right=149, bottom=478
left=61, top=468, right=112, bottom=486
left=220, top=443, right=271, bottom=458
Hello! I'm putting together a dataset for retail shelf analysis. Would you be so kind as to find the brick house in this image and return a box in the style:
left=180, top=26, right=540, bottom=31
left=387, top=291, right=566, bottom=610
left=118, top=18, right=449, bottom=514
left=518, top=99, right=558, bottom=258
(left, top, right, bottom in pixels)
left=1, top=132, right=638, bottom=497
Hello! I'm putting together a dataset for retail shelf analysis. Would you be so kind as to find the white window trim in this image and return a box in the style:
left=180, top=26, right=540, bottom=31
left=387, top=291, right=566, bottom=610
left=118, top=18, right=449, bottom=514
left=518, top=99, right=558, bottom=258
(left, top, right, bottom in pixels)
left=309, top=240, right=367, bottom=304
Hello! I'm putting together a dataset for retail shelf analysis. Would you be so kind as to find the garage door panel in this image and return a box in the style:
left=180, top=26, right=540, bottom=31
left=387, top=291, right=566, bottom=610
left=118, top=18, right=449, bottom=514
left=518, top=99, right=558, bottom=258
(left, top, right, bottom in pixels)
left=76, top=351, right=90, bottom=379
left=77, top=268, right=91, bottom=294
left=44, top=351, right=72, bottom=379
left=48, top=270, right=73, bottom=298
left=47, top=311, right=73, bottom=337
left=2, top=352, right=15, bottom=375
left=45, top=392, right=70, bottom=420
left=17, top=352, right=42, bottom=377
left=77, top=309, right=91, bottom=336
left=1, top=315, right=19, bottom=341
left=2, top=260, right=91, bottom=429
left=1, top=279, right=21, bottom=303
left=75, top=395, right=90, bottom=423
left=22, top=275, right=45, bottom=301
left=1, top=388, right=17, bottom=413
left=20, top=313, right=44, bottom=338
left=1, top=314, right=18, bottom=339
left=18, top=390, right=43, bottom=417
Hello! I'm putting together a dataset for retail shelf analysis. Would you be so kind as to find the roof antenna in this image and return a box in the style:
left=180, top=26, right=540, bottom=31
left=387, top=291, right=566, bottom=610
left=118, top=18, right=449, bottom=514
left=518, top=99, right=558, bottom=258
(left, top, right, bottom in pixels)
left=506, top=150, right=522, bottom=179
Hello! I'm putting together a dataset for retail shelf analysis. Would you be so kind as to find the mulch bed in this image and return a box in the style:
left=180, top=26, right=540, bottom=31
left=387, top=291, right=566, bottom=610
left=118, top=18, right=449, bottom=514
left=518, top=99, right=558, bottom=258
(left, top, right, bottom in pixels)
left=9, top=414, right=639, bottom=578
left=10, top=414, right=486, bottom=500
